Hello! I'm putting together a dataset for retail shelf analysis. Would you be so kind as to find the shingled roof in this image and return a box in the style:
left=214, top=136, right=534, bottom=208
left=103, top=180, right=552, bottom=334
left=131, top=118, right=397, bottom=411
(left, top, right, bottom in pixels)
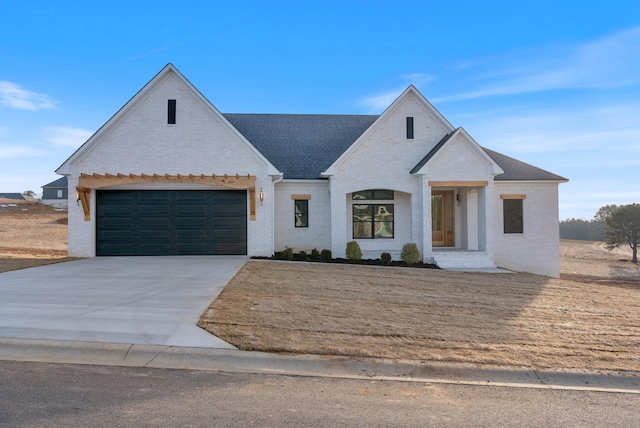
left=482, top=147, right=567, bottom=181
left=224, top=114, right=378, bottom=179
left=224, top=113, right=566, bottom=182
left=42, top=177, right=68, bottom=188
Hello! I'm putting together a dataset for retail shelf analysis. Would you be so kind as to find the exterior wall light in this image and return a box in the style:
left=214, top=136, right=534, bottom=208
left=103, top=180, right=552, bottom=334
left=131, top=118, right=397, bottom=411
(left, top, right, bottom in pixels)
left=259, top=188, right=265, bottom=205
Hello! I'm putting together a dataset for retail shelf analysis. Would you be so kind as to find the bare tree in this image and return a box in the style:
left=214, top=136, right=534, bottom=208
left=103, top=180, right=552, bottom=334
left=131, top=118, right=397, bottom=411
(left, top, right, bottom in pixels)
left=605, top=203, right=640, bottom=264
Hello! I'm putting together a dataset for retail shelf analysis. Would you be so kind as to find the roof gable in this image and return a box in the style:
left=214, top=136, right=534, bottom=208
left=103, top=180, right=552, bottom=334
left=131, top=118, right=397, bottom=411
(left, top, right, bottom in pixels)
left=56, top=64, right=278, bottom=176
left=411, top=127, right=504, bottom=178
left=322, top=85, right=455, bottom=176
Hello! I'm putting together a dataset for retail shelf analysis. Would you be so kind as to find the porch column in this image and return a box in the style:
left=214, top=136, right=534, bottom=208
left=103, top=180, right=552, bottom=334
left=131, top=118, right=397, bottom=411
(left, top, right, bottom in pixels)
left=421, top=175, right=432, bottom=261
left=467, top=189, right=479, bottom=250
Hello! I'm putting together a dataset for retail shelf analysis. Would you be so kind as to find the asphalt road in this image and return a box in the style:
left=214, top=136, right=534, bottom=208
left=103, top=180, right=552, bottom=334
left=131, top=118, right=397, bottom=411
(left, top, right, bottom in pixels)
left=1, top=361, right=638, bottom=427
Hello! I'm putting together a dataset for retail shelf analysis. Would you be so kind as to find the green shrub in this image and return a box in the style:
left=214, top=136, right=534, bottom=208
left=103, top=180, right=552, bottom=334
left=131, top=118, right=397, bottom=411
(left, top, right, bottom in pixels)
left=400, top=243, right=420, bottom=265
left=310, top=248, right=320, bottom=260
left=281, top=247, right=293, bottom=261
left=345, top=241, right=363, bottom=261
left=320, top=249, right=332, bottom=262
left=298, top=250, right=309, bottom=261
left=380, top=252, right=392, bottom=265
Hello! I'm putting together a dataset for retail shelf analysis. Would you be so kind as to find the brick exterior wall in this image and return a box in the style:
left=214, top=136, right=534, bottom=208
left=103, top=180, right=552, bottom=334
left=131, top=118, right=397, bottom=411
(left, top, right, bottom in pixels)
left=274, top=180, right=331, bottom=253
left=492, top=182, right=561, bottom=277
left=65, top=71, right=274, bottom=257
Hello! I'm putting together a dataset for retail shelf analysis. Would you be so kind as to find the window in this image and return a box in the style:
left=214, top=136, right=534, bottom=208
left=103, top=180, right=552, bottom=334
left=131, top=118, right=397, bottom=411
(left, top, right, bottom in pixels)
left=353, top=204, right=394, bottom=239
left=406, top=117, right=414, bottom=139
left=56, top=190, right=63, bottom=198
left=168, top=99, right=176, bottom=124
left=503, top=198, right=523, bottom=234
left=352, top=189, right=394, bottom=200
left=294, top=200, right=308, bottom=228
left=352, top=190, right=394, bottom=239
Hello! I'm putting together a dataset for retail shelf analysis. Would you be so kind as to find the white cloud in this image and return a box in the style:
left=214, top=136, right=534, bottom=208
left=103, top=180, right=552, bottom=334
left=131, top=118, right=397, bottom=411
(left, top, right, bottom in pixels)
left=464, top=101, right=640, bottom=155
left=45, top=126, right=93, bottom=148
left=434, top=27, right=640, bottom=103
left=359, top=74, right=437, bottom=111
left=0, top=145, right=43, bottom=158
left=0, top=81, right=57, bottom=110
left=360, top=89, right=404, bottom=111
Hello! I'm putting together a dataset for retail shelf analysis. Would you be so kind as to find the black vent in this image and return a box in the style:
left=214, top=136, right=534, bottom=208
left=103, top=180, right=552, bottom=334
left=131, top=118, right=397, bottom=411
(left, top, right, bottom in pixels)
left=168, top=99, right=176, bottom=124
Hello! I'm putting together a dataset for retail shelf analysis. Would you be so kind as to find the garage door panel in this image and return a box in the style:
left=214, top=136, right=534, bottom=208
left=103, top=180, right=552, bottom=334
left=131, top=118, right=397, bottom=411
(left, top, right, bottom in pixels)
left=96, top=190, right=247, bottom=256
left=176, top=218, right=206, bottom=229
left=100, top=244, right=135, bottom=255
left=140, top=205, right=170, bottom=216
left=138, top=244, right=171, bottom=256
left=139, top=218, right=170, bottom=229
left=177, top=205, right=206, bottom=215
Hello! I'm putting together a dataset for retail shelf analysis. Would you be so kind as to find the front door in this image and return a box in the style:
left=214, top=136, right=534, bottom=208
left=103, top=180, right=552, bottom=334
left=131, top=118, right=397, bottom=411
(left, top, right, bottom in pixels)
left=432, top=191, right=455, bottom=247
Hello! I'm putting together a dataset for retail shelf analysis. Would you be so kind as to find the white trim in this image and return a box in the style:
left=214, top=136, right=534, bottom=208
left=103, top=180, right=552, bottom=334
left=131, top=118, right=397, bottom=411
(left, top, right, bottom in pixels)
left=414, top=128, right=504, bottom=177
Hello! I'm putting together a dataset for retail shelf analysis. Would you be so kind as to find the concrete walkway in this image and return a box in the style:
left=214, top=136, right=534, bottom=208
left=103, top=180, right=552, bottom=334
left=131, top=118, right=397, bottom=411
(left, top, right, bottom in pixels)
left=0, top=256, right=248, bottom=348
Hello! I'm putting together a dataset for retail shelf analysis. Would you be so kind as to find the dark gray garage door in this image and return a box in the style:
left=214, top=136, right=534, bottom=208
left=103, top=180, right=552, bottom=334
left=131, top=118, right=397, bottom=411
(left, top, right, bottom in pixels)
left=96, top=190, right=247, bottom=256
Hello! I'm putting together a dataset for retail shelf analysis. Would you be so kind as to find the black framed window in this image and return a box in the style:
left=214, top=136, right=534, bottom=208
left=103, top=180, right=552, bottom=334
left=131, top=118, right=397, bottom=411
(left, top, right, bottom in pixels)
left=353, top=204, right=394, bottom=239
left=406, top=117, right=414, bottom=139
left=503, top=199, right=523, bottom=233
left=168, top=99, right=176, bottom=124
left=294, top=200, right=308, bottom=228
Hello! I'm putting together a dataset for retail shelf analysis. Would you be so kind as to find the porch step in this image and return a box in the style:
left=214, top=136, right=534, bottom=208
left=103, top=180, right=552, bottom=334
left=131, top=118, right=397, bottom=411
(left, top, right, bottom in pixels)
left=432, top=251, right=496, bottom=270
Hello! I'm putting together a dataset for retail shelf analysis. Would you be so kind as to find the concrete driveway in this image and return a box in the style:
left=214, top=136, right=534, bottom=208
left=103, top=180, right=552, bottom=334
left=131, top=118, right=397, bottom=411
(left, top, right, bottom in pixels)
left=0, top=256, right=248, bottom=348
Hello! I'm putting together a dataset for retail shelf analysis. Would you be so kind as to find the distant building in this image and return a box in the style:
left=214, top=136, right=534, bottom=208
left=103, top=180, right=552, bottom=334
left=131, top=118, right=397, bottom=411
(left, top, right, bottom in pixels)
left=41, top=177, right=68, bottom=208
left=0, top=193, right=25, bottom=200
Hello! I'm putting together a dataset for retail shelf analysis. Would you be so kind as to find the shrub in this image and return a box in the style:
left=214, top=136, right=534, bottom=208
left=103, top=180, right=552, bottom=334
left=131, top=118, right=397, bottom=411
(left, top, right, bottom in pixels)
left=298, top=250, right=309, bottom=261
left=320, top=249, right=332, bottom=262
left=400, top=243, right=420, bottom=265
left=345, top=241, right=363, bottom=261
left=310, top=248, right=320, bottom=260
left=380, top=252, right=392, bottom=265
left=281, top=247, right=293, bottom=261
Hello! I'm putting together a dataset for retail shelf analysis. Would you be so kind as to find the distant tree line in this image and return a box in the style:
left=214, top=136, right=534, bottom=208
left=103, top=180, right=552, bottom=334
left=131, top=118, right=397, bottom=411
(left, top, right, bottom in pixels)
left=559, top=205, right=616, bottom=241
left=559, top=218, right=605, bottom=241
left=561, top=204, right=639, bottom=264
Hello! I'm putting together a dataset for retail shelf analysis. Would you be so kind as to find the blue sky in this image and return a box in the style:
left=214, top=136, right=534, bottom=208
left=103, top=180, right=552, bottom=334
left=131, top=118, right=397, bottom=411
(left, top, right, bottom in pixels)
left=1, top=1, right=639, bottom=220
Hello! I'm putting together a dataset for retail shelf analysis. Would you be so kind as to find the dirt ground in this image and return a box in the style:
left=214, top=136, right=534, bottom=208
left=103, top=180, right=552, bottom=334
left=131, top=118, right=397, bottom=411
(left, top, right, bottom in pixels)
left=2, top=200, right=639, bottom=374
left=0, top=199, right=77, bottom=272
left=199, top=242, right=640, bottom=374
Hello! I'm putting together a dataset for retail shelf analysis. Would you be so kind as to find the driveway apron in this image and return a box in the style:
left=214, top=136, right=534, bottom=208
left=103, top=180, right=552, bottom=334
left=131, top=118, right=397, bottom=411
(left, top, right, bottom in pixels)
left=0, top=256, right=248, bottom=348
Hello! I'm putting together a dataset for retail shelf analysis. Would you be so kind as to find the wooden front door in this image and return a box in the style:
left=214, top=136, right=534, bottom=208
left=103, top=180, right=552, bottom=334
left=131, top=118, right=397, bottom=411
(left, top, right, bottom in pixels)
left=432, top=191, right=455, bottom=247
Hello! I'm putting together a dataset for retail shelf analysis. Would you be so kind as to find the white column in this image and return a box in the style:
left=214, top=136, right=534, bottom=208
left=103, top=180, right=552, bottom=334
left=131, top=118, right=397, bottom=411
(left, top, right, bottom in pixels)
left=467, top=189, right=479, bottom=250
left=422, top=176, right=432, bottom=261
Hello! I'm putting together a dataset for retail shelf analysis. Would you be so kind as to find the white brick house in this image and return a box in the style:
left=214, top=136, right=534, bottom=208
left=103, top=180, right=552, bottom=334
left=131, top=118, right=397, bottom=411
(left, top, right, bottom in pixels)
left=57, top=64, right=567, bottom=277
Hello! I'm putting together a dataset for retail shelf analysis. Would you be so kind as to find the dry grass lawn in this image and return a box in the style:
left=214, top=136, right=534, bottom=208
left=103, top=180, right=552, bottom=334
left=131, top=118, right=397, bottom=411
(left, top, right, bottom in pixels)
left=0, top=199, right=78, bottom=273
left=199, top=244, right=640, bottom=374
left=2, top=199, right=639, bottom=374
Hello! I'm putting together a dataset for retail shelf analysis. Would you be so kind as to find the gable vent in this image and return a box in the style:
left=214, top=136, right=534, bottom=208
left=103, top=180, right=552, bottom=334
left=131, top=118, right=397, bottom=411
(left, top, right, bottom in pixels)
left=406, top=117, right=414, bottom=139
left=168, top=99, right=176, bottom=124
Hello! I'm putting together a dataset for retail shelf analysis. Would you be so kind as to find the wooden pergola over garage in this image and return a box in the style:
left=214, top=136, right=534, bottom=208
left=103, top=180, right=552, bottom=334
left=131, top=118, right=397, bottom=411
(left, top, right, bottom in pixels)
left=76, top=173, right=258, bottom=221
